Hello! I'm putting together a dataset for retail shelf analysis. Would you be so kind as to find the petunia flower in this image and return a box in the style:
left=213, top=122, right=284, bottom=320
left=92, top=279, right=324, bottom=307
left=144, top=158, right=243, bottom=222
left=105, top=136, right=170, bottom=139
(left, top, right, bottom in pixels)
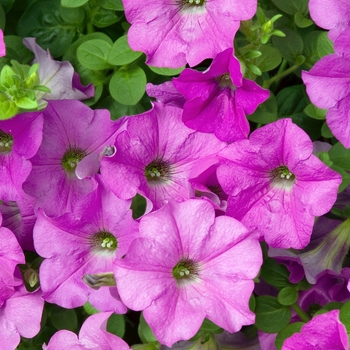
left=23, top=38, right=94, bottom=109
left=34, top=175, right=139, bottom=312
left=23, top=100, right=124, bottom=217
left=115, top=199, right=262, bottom=347
left=0, top=111, right=43, bottom=201
left=43, top=312, right=131, bottom=350
left=100, top=102, right=226, bottom=211
left=308, top=0, right=350, bottom=41
left=302, top=27, right=350, bottom=148
left=0, top=29, right=5, bottom=57
left=217, top=118, right=341, bottom=249
left=146, top=81, right=186, bottom=108
left=173, top=48, right=270, bottom=142
left=282, top=310, right=348, bottom=350
left=123, top=0, right=257, bottom=68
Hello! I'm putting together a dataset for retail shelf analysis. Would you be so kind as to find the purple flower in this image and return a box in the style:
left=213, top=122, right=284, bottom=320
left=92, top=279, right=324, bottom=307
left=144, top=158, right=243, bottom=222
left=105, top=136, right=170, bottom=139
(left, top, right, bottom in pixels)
left=146, top=81, right=186, bottom=108
left=173, top=48, right=269, bottom=142
left=115, top=199, right=262, bottom=347
left=23, top=100, right=124, bottom=217
left=34, top=175, right=138, bottom=311
left=302, top=27, right=350, bottom=148
left=44, top=312, right=131, bottom=350
left=0, top=111, right=43, bottom=201
left=100, top=102, right=225, bottom=211
left=308, top=0, right=350, bottom=41
left=23, top=38, right=94, bottom=108
left=0, top=29, right=5, bottom=57
left=282, top=310, right=348, bottom=350
left=123, top=0, right=257, bottom=68
left=217, top=118, right=341, bottom=249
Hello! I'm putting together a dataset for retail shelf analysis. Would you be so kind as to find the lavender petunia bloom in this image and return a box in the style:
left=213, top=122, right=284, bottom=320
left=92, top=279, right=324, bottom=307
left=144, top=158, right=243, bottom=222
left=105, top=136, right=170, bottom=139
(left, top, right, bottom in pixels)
left=173, top=48, right=270, bottom=142
left=23, top=100, right=124, bottom=217
left=44, top=312, right=131, bottom=350
left=34, top=175, right=138, bottom=312
left=217, top=118, right=341, bottom=249
left=308, top=0, right=350, bottom=41
left=302, top=27, right=350, bottom=148
left=282, top=310, right=348, bottom=350
left=0, top=29, right=5, bottom=57
left=123, top=0, right=257, bottom=68
left=100, top=102, right=226, bottom=211
left=146, top=81, right=186, bottom=108
left=23, top=38, right=94, bottom=108
left=115, top=199, right=262, bottom=347
left=0, top=111, right=44, bottom=201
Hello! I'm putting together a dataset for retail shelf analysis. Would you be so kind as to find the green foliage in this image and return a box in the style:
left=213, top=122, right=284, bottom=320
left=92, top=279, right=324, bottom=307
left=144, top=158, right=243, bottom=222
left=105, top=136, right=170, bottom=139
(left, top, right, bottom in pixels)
left=138, top=313, right=157, bottom=344
left=77, top=39, right=112, bottom=70
left=108, top=35, right=142, bottom=66
left=277, top=287, right=299, bottom=306
left=275, top=322, right=304, bottom=350
left=272, top=28, right=303, bottom=63
left=248, top=92, right=278, bottom=124
left=340, top=300, right=350, bottom=333
left=61, top=0, right=88, bottom=7
left=260, top=258, right=291, bottom=288
left=107, top=314, right=126, bottom=338
left=50, top=305, right=78, bottom=332
left=148, top=65, right=186, bottom=76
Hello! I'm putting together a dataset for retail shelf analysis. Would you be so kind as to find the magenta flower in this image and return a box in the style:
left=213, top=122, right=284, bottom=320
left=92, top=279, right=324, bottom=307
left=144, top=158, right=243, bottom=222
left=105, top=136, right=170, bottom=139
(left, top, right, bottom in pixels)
left=217, top=118, right=341, bottom=249
left=23, top=38, right=94, bottom=108
left=0, top=111, right=43, bottom=201
left=282, top=310, right=348, bottom=350
left=34, top=175, right=139, bottom=312
left=115, top=199, right=262, bottom=347
left=123, top=0, right=257, bottom=68
left=146, top=81, right=185, bottom=108
left=173, top=48, right=269, bottom=142
left=44, top=312, right=130, bottom=350
left=302, top=28, right=350, bottom=147
left=0, top=29, right=5, bottom=57
left=100, top=102, right=225, bottom=211
left=308, top=0, right=350, bottom=41
left=23, top=100, right=124, bottom=217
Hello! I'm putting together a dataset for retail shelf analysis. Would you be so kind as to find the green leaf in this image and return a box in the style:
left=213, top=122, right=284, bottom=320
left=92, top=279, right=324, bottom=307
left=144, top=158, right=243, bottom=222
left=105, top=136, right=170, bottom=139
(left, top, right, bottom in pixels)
left=0, top=3, right=5, bottom=29
left=275, top=322, right=304, bottom=350
left=16, top=95, right=38, bottom=109
left=138, top=313, right=157, bottom=344
left=261, top=258, right=291, bottom=288
left=109, top=65, right=146, bottom=105
left=50, top=305, right=78, bottom=332
left=317, top=31, right=334, bottom=57
left=329, top=142, right=350, bottom=171
left=0, top=92, right=18, bottom=119
left=272, top=0, right=308, bottom=15
left=59, top=5, right=85, bottom=24
left=148, top=65, right=185, bottom=76
left=77, top=39, right=112, bottom=70
left=303, top=103, right=326, bottom=120
left=2, top=35, right=33, bottom=64
left=91, top=7, right=123, bottom=28
left=294, top=12, right=313, bottom=28
left=277, top=287, right=299, bottom=306
left=83, top=301, right=99, bottom=315
left=0, top=0, right=14, bottom=13
left=321, top=121, right=334, bottom=139
left=272, top=28, right=304, bottom=63
left=248, top=92, right=278, bottom=124
left=107, top=35, right=142, bottom=66
left=331, top=164, right=350, bottom=193
left=61, top=0, right=88, bottom=7
left=340, top=300, right=350, bottom=333
left=17, top=0, right=77, bottom=58
left=199, top=318, right=223, bottom=334
left=254, top=45, right=281, bottom=72
left=97, top=0, right=124, bottom=10
left=314, top=302, right=343, bottom=316
left=255, top=296, right=292, bottom=333
left=107, top=314, right=125, bottom=338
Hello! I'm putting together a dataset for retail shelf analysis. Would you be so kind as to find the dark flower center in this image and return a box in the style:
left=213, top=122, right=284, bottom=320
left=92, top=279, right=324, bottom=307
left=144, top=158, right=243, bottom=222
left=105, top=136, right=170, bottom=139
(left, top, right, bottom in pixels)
left=145, top=158, right=171, bottom=183
left=90, top=230, right=117, bottom=253
left=172, top=257, right=200, bottom=285
left=217, top=73, right=235, bottom=89
left=61, top=146, right=86, bottom=172
left=269, top=165, right=295, bottom=189
left=0, top=130, right=14, bottom=153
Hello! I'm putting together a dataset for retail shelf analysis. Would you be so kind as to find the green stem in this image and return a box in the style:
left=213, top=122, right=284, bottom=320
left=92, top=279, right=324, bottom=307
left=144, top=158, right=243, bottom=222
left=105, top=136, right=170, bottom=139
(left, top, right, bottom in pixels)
left=292, top=303, right=310, bottom=323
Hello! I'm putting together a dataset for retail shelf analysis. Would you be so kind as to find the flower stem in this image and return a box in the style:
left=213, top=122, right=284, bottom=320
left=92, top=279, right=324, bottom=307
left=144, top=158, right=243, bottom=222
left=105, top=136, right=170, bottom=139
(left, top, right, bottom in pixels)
left=292, top=303, right=310, bottom=323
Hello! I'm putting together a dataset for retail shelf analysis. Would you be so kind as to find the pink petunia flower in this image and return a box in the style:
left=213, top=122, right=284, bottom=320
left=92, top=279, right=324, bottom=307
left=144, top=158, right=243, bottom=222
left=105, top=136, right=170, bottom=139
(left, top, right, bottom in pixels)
left=0, top=111, right=43, bottom=201
left=302, top=27, right=350, bottom=148
left=282, top=310, right=348, bottom=350
left=44, top=312, right=131, bottom=350
left=0, top=29, right=5, bottom=57
left=100, top=102, right=226, bottom=211
left=115, top=199, right=262, bottom=347
left=123, top=0, right=257, bottom=68
left=308, top=0, right=350, bottom=41
left=23, top=100, right=124, bottom=217
left=173, top=48, right=269, bottom=142
left=217, top=118, right=341, bottom=249
left=34, top=175, right=138, bottom=312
